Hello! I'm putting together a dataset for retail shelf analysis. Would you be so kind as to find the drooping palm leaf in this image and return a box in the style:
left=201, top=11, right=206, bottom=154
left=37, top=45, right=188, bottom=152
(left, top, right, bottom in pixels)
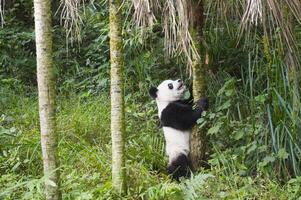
left=240, top=0, right=301, bottom=70
left=131, top=0, right=199, bottom=67
left=56, top=0, right=85, bottom=44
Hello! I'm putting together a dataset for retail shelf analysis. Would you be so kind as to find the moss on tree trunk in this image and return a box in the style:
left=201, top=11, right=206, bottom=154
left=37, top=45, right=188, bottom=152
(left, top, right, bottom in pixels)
left=190, top=0, right=207, bottom=171
left=109, top=0, right=126, bottom=194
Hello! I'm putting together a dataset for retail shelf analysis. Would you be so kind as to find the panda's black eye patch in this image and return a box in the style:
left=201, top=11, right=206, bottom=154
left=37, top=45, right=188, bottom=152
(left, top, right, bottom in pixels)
left=168, top=83, right=173, bottom=89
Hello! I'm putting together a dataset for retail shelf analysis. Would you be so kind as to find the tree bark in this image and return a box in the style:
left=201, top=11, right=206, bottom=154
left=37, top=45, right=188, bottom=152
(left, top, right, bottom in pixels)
left=34, top=0, right=61, bottom=199
left=109, top=0, right=126, bottom=194
left=190, top=0, right=207, bottom=171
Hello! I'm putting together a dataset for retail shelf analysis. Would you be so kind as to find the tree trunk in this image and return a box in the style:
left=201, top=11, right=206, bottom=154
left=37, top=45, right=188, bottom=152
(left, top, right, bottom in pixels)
left=190, top=0, right=207, bottom=171
left=109, top=0, right=126, bottom=194
left=34, top=0, right=61, bottom=199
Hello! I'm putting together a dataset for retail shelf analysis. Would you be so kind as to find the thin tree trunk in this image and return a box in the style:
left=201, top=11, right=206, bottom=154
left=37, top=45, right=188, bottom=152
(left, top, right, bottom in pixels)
left=34, top=0, right=60, bottom=199
left=190, top=0, right=207, bottom=171
left=109, top=0, right=126, bottom=193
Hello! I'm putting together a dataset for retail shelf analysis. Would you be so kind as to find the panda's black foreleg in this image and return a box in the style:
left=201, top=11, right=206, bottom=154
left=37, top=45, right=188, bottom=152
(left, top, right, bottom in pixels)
left=189, top=97, right=209, bottom=125
left=167, top=154, right=191, bottom=181
left=161, top=97, right=209, bottom=131
left=195, top=97, right=209, bottom=114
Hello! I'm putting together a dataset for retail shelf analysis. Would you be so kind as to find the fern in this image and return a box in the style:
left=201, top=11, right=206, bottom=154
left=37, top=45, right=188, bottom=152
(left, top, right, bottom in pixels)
left=180, top=173, right=214, bottom=200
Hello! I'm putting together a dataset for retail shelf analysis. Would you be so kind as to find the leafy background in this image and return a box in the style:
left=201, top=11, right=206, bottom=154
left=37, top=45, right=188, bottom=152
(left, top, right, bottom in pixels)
left=1, top=0, right=301, bottom=199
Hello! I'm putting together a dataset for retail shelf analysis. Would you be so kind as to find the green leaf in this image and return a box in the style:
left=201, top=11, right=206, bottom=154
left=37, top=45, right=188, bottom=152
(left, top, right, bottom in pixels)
left=247, top=143, right=257, bottom=154
left=217, top=100, right=231, bottom=111
left=208, top=113, right=216, bottom=119
left=197, top=117, right=205, bottom=125
left=234, top=130, right=244, bottom=140
left=225, top=89, right=234, bottom=97
left=259, top=155, right=275, bottom=168
left=217, top=78, right=235, bottom=96
left=263, top=156, right=275, bottom=163
left=277, top=148, right=289, bottom=159
left=255, top=94, right=267, bottom=104
left=208, top=122, right=222, bottom=135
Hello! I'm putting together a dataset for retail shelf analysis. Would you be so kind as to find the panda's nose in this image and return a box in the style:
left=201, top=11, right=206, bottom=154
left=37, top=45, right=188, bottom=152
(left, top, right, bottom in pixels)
left=177, top=79, right=182, bottom=83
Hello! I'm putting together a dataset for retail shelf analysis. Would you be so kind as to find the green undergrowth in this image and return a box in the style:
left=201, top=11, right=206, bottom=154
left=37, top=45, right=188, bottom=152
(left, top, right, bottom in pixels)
left=1, top=86, right=300, bottom=199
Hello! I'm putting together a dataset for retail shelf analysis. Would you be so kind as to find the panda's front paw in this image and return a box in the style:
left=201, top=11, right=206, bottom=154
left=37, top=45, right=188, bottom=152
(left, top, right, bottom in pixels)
left=197, top=97, right=209, bottom=111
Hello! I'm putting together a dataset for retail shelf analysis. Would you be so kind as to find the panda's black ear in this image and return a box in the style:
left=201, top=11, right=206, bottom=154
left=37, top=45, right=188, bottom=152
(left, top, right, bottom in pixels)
left=149, top=87, right=158, bottom=99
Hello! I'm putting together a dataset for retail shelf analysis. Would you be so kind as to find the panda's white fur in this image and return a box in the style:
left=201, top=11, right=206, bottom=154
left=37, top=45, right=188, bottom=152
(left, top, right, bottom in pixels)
left=152, top=80, right=191, bottom=171
left=150, top=79, right=208, bottom=179
left=163, top=127, right=190, bottom=164
left=155, top=80, right=190, bottom=164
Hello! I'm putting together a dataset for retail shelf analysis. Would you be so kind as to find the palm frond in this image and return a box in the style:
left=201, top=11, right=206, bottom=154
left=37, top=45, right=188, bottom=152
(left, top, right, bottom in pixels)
left=57, top=0, right=85, bottom=44
left=131, top=0, right=199, bottom=66
left=132, top=0, right=157, bottom=27
left=241, top=0, right=262, bottom=26
left=239, top=0, right=300, bottom=69
left=284, top=0, right=301, bottom=24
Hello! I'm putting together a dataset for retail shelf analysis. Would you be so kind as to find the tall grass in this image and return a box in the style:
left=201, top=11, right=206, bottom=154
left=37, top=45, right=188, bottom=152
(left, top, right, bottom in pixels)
left=1, top=80, right=301, bottom=199
left=0, top=88, right=167, bottom=199
left=202, top=0, right=301, bottom=179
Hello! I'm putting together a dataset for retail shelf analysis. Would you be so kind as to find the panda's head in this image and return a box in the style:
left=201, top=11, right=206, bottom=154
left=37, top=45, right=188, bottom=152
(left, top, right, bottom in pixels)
left=149, top=79, right=186, bottom=102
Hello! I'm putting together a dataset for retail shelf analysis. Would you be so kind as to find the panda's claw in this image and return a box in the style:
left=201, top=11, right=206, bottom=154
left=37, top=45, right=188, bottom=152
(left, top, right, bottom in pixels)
left=197, top=97, right=209, bottom=111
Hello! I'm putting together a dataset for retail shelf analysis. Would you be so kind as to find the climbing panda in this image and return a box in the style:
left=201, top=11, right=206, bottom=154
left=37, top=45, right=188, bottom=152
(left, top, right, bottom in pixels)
left=149, top=79, right=208, bottom=180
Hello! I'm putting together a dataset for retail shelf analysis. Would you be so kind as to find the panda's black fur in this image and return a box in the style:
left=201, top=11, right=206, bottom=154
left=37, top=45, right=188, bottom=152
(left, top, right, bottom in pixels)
left=167, top=153, right=190, bottom=180
left=149, top=79, right=208, bottom=180
left=161, top=98, right=208, bottom=131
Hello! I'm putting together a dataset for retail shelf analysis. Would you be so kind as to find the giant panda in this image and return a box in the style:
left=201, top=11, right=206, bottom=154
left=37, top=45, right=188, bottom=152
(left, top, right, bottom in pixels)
left=149, top=79, right=208, bottom=180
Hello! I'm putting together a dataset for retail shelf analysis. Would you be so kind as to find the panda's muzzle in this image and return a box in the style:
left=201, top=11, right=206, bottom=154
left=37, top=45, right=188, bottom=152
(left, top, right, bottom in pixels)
left=177, top=82, right=184, bottom=90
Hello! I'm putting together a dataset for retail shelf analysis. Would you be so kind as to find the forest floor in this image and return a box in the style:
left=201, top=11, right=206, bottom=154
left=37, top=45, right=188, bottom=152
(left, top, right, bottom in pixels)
left=0, top=87, right=299, bottom=199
